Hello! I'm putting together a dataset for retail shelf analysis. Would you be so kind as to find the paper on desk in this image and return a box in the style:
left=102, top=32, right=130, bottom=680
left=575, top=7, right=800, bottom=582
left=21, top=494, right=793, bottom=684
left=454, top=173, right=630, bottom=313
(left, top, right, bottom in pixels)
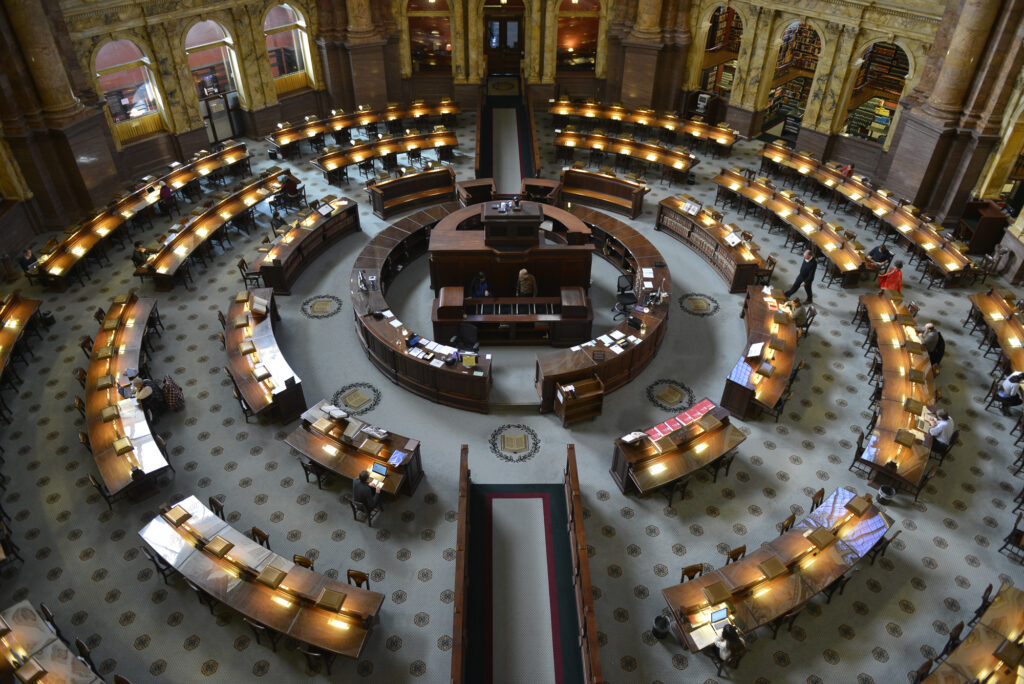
left=382, top=310, right=394, bottom=318
left=389, top=319, right=403, bottom=328
left=610, top=330, right=625, bottom=340
left=598, top=335, right=614, bottom=345
left=643, top=281, right=654, bottom=289
left=610, top=345, right=624, bottom=354
left=425, top=341, right=438, bottom=351
left=570, top=345, right=582, bottom=351
left=642, top=268, right=654, bottom=278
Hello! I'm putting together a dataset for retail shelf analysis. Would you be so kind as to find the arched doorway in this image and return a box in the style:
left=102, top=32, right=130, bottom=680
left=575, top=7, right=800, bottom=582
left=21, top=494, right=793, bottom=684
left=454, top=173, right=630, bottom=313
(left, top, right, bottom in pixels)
left=762, top=22, right=821, bottom=139
left=185, top=20, right=244, bottom=143
left=483, top=0, right=525, bottom=76
left=700, top=6, right=742, bottom=101
left=841, top=42, right=909, bottom=145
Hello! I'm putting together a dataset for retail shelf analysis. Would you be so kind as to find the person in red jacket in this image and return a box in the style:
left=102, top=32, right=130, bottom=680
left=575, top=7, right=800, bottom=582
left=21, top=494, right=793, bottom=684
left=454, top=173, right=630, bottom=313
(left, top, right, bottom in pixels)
left=878, top=259, right=904, bottom=293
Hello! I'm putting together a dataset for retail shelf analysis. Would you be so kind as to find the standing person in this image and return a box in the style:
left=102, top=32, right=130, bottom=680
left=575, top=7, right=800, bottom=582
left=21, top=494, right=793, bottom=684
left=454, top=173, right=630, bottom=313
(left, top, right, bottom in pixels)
left=469, top=271, right=491, bottom=297
left=878, top=260, right=904, bottom=293
left=784, top=250, right=817, bottom=304
left=158, top=181, right=174, bottom=215
left=515, top=268, right=537, bottom=297
left=922, top=322, right=945, bottom=369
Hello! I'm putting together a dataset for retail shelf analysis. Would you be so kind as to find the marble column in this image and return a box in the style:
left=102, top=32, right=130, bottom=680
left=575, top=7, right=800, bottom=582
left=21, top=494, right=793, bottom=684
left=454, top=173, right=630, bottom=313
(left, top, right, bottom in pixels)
left=344, top=0, right=389, bottom=108
left=2, top=0, right=82, bottom=124
left=619, top=0, right=665, bottom=107
left=726, top=7, right=774, bottom=137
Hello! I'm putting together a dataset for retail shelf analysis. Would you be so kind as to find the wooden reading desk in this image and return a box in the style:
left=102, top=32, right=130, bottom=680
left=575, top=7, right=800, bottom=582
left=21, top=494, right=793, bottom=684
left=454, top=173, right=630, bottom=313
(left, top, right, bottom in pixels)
left=721, top=287, right=799, bottom=419
left=312, top=130, right=459, bottom=183
left=266, top=100, right=460, bottom=151
left=351, top=204, right=493, bottom=413
left=285, top=400, right=424, bottom=497
left=224, top=289, right=306, bottom=423
left=0, top=601, right=101, bottom=683
left=35, top=143, right=250, bottom=289
left=657, top=194, right=766, bottom=292
left=967, top=289, right=1024, bottom=372
left=554, top=130, right=697, bottom=183
left=558, top=167, right=650, bottom=219
left=759, top=141, right=973, bottom=283
left=252, top=195, right=361, bottom=294
left=368, top=166, right=456, bottom=218
left=611, top=398, right=746, bottom=496
left=137, top=168, right=290, bottom=289
left=662, top=488, right=892, bottom=653
left=85, top=294, right=170, bottom=497
left=0, top=293, right=41, bottom=379
left=712, top=166, right=864, bottom=287
left=140, top=495, right=384, bottom=660
left=856, top=292, right=936, bottom=494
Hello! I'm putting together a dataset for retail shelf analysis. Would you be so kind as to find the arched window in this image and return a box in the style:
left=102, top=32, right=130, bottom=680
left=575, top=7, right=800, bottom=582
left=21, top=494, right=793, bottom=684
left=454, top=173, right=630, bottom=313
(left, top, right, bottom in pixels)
left=185, top=20, right=241, bottom=101
left=557, top=0, right=600, bottom=73
left=763, top=22, right=821, bottom=137
left=842, top=42, right=910, bottom=144
left=95, top=39, right=164, bottom=143
left=700, top=7, right=742, bottom=101
left=408, top=0, right=452, bottom=74
left=264, top=4, right=311, bottom=93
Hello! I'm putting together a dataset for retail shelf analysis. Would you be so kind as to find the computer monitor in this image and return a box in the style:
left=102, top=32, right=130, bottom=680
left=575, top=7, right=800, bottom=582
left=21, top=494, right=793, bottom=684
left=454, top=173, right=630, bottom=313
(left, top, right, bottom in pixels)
left=710, top=607, right=728, bottom=623
left=371, top=462, right=388, bottom=476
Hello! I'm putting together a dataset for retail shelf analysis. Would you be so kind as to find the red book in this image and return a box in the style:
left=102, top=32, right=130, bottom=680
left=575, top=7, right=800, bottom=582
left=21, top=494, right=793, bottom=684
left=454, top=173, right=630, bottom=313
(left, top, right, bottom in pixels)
left=645, top=427, right=663, bottom=440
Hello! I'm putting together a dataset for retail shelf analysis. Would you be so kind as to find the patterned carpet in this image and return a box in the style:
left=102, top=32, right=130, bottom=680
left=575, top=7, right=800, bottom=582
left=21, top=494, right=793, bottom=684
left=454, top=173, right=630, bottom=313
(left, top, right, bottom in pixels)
left=0, top=107, right=1021, bottom=683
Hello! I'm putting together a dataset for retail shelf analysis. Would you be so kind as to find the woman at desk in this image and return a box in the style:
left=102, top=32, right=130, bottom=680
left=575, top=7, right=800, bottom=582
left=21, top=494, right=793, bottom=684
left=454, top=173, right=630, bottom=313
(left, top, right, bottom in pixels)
left=714, top=624, right=747, bottom=668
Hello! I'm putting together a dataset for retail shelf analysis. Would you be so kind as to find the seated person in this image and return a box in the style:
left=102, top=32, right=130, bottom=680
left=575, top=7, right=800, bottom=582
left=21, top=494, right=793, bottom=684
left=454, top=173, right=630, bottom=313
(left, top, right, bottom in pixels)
left=997, top=371, right=1024, bottom=415
left=282, top=174, right=300, bottom=198
left=158, top=181, right=174, bottom=214
left=136, top=384, right=166, bottom=419
left=866, top=244, right=893, bottom=271
left=270, top=211, right=287, bottom=236
left=926, top=408, right=955, bottom=452
left=838, top=163, right=854, bottom=177
left=714, top=624, right=747, bottom=668
left=352, top=470, right=382, bottom=510
left=469, top=272, right=491, bottom=298
left=515, top=268, right=537, bottom=297
left=18, top=249, right=37, bottom=273
left=787, top=298, right=809, bottom=328
left=131, top=241, right=150, bottom=268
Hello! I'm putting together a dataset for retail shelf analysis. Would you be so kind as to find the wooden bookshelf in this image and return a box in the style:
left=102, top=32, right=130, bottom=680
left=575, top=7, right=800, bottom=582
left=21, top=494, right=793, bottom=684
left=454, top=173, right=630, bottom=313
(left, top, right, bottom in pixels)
left=554, top=375, right=604, bottom=427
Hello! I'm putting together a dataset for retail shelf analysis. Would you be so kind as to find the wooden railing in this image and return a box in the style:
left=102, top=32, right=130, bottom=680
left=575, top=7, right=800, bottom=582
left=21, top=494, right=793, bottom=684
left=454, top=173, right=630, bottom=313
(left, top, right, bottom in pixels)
left=564, top=444, right=604, bottom=684
left=113, top=111, right=163, bottom=144
left=451, top=445, right=471, bottom=684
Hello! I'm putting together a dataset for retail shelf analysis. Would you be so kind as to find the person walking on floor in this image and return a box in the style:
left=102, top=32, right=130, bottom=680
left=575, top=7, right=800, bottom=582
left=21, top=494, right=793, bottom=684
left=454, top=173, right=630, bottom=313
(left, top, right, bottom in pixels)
left=784, top=250, right=817, bottom=304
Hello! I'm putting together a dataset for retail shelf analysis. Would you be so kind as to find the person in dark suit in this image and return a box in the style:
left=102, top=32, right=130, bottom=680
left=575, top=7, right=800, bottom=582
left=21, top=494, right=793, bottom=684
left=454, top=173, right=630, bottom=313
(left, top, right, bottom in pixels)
left=131, top=241, right=150, bottom=268
left=18, top=249, right=37, bottom=273
left=469, top=272, right=491, bottom=297
left=352, top=470, right=381, bottom=510
left=784, top=250, right=817, bottom=303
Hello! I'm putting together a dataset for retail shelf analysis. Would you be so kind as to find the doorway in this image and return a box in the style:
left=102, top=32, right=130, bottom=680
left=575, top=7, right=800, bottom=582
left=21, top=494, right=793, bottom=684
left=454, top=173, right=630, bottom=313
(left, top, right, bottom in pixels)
left=200, top=93, right=237, bottom=143
left=484, top=0, right=524, bottom=75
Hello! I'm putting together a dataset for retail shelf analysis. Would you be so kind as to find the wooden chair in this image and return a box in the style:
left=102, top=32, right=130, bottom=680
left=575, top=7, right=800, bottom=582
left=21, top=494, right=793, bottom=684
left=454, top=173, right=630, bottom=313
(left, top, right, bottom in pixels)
left=250, top=526, right=270, bottom=549
left=809, top=488, right=825, bottom=511
left=822, top=573, right=853, bottom=603
left=350, top=500, right=381, bottom=527
left=232, top=386, right=255, bottom=423
left=39, top=602, right=64, bottom=642
left=710, top=453, right=735, bottom=483
left=78, top=431, right=91, bottom=453
left=755, top=255, right=776, bottom=285
left=298, top=645, right=336, bottom=675
left=74, top=396, right=86, bottom=418
left=75, top=638, right=99, bottom=675
left=347, top=569, right=370, bottom=589
left=73, top=367, right=87, bottom=388
left=969, top=583, right=994, bottom=626
left=88, top=473, right=114, bottom=511
left=79, top=335, right=93, bottom=358
left=184, top=578, right=218, bottom=615
left=293, top=554, right=314, bottom=570
left=301, top=459, right=329, bottom=489
left=724, top=545, right=746, bottom=565
left=998, top=513, right=1024, bottom=563
left=93, top=307, right=106, bottom=325
left=243, top=617, right=282, bottom=652
left=142, top=545, right=176, bottom=585
left=915, top=465, right=939, bottom=502
left=663, top=477, right=689, bottom=507
left=679, top=563, right=703, bottom=583
left=208, top=496, right=225, bottom=520
left=936, top=621, right=965, bottom=661
left=767, top=604, right=804, bottom=638
left=930, top=429, right=959, bottom=467
left=761, top=388, right=792, bottom=422
left=778, top=513, right=795, bottom=535
left=910, top=658, right=933, bottom=683
left=865, top=529, right=901, bottom=565
left=238, top=259, right=261, bottom=288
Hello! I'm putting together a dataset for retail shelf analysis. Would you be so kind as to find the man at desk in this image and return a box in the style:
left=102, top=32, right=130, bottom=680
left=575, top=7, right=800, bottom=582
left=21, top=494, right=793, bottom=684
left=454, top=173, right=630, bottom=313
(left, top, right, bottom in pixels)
left=927, top=409, right=955, bottom=452
left=18, top=249, right=37, bottom=273
left=515, top=268, right=537, bottom=297
left=353, top=470, right=383, bottom=511
left=787, top=298, right=809, bottom=328
left=282, top=174, right=301, bottom=200
left=866, top=244, right=893, bottom=272
left=470, top=272, right=491, bottom=297
left=131, top=242, right=150, bottom=268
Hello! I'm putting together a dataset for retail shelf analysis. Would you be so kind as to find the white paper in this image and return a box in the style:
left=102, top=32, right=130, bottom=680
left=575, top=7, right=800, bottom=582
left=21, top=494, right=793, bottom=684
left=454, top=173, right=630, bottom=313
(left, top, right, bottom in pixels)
left=389, top=319, right=402, bottom=328
left=429, top=359, right=444, bottom=368
left=610, top=330, right=625, bottom=340
left=643, top=280, right=654, bottom=289
left=598, top=335, right=614, bottom=345
left=747, top=342, right=765, bottom=358
left=642, top=268, right=654, bottom=278
left=610, top=345, right=624, bottom=354
left=570, top=345, right=582, bottom=352
left=382, top=310, right=394, bottom=318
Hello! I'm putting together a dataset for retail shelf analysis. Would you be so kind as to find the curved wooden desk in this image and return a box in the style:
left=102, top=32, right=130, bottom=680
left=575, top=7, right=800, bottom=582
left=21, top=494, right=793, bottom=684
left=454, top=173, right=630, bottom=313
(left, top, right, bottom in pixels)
left=36, top=142, right=250, bottom=288
left=351, top=203, right=493, bottom=413
left=549, top=98, right=737, bottom=149
left=759, top=141, right=972, bottom=281
left=137, top=168, right=291, bottom=289
left=656, top=194, right=766, bottom=292
left=856, top=292, right=936, bottom=493
left=720, top=287, right=799, bottom=420
left=535, top=205, right=671, bottom=412
left=0, top=293, right=41, bottom=379
left=554, top=130, right=698, bottom=176
left=312, top=130, right=458, bottom=178
left=559, top=168, right=649, bottom=219
left=252, top=196, right=361, bottom=294
left=266, top=101, right=460, bottom=150
left=86, top=294, right=169, bottom=497
left=140, top=495, right=384, bottom=660
left=368, top=167, right=456, bottom=219
left=224, top=289, right=306, bottom=423
left=967, top=290, right=1024, bottom=371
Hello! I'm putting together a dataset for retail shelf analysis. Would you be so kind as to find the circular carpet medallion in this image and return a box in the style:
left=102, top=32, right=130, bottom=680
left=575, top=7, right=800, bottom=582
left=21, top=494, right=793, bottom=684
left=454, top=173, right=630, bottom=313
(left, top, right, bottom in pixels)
left=489, top=424, right=541, bottom=463
left=678, top=293, right=720, bottom=317
left=301, top=294, right=344, bottom=319
left=645, top=379, right=696, bottom=412
left=331, top=382, right=382, bottom=416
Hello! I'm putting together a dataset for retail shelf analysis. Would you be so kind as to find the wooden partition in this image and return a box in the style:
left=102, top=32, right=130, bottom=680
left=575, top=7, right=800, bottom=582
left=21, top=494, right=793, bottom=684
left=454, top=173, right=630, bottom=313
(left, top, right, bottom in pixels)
left=368, top=167, right=456, bottom=219
left=451, top=445, right=471, bottom=684
left=559, top=168, right=649, bottom=219
left=564, top=445, right=603, bottom=684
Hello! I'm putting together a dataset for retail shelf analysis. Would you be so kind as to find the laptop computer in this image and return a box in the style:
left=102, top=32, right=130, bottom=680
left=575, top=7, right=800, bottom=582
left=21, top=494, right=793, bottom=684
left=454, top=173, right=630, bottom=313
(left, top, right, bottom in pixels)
left=368, top=461, right=388, bottom=483
left=915, top=417, right=930, bottom=433
left=688, top=606, right=731, bottom=650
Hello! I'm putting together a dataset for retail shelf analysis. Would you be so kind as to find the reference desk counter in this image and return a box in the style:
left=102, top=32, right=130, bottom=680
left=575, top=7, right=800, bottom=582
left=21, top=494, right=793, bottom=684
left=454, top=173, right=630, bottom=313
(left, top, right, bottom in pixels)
left=0, top=601, right=101, bottom=683
left=224, top=289, right=305, bottom=423
left=351, top=204, right=493, bottom=413
left=35, top=142, right=250, bottom=289
left=721, top=287, right=799, bottom=419
left=535, top=206, right=671, bottom=413
left=856, top=292, right=936, bottom=493
left=0, top=293, right=41, bottom=377
left=611, top=399, right=746, bottom=496
left=141, top=495, right=384, bottom=659
left=138, top=168, right=290, bottom=289
left=663, top=488, right=892, bottom=653
left=759, top=141, right=972, bottom=282
left=266, top=100, right=460, bottom=151
left=85, top=294, right=169, bottom=497
left=656, top=194, right=766, bottom=292
left=285, top=400, right=424, bottom=497
left=712, top=166, right=864, bottom=286
left=967, top=290, right=1024, bottom=372
left=254, top=196, right=361, bottom=294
